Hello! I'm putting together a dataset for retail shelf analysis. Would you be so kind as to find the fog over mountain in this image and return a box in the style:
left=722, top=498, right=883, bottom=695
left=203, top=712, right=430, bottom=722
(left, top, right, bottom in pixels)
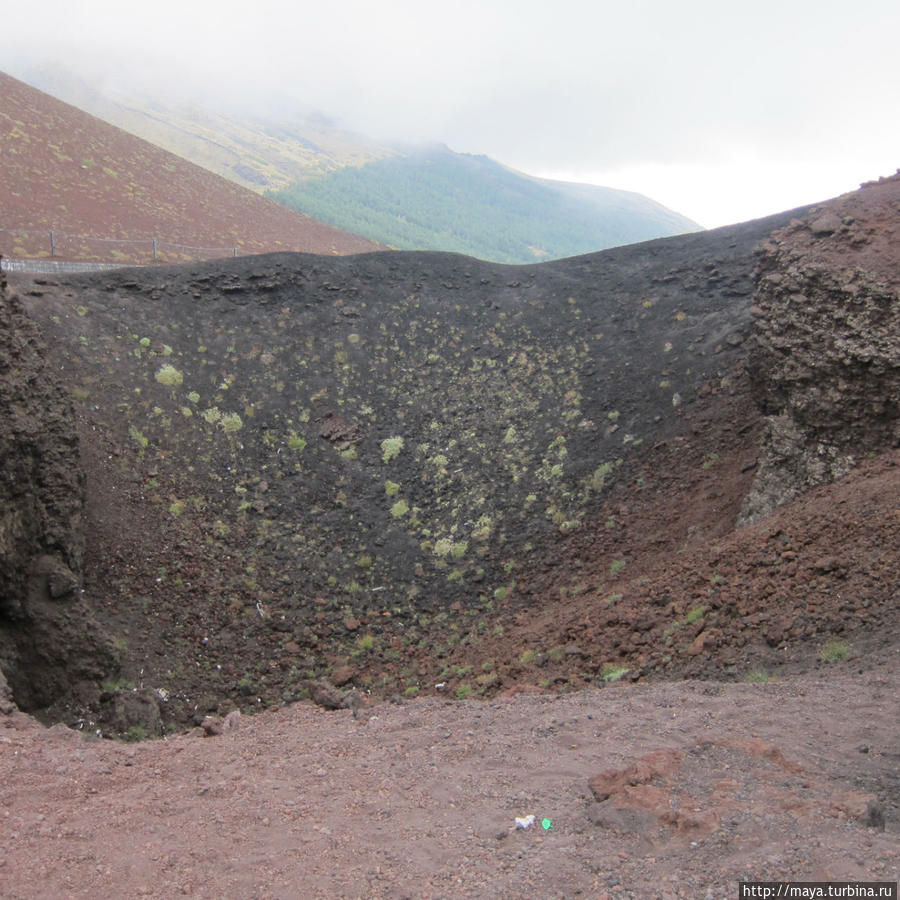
left=3, top=0, right=899, bottom=227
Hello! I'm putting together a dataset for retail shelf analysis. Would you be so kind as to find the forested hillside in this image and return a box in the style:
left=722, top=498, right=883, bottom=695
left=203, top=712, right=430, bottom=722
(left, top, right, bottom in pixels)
left=269, top=145, right=700, bottom=263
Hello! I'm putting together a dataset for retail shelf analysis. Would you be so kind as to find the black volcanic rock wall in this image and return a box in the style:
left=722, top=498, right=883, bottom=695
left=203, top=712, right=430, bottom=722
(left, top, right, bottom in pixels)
left=14, top=205, right=809, bottom=717
left=741, top=180, right=900, bottom=523
left=29, top=235, right=762, bottom=622
left=0, top=271, right=84, bottom=592
left=0, top=265, right=115, bottom=712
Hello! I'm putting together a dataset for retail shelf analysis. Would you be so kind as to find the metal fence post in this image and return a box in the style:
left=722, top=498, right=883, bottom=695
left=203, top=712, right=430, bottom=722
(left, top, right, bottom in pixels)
left=50, top=230, right=55, bottom=257
left=153, top=238, right=158, bottom=261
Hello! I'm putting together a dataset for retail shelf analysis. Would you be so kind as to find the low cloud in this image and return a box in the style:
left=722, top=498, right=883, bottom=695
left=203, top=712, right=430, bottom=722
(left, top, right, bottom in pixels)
left=4, top=0, right=899, bottom=226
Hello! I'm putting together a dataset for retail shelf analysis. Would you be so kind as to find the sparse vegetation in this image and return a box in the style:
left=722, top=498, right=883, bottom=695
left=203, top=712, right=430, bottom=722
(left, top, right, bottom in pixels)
left=820, top=639, right=850, bottom=663
left=154, top=364, right=183, bottom=386
left=381, top=436, right=404, bottom=463
left=745, top=668, right=770, bottom=683
left=702, top=452, right=720, bottom=469
left=601, top=664, right=630, bottom=683
left=390, top=499, right=409, bottom=518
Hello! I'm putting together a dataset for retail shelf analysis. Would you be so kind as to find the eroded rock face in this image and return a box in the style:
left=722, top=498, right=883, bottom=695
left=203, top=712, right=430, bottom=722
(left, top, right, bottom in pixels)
left=741, top=175, right=900, bottom=523
left=0, top=277, right=84, bottom=608
left=0, top=267, right=115, bottom=711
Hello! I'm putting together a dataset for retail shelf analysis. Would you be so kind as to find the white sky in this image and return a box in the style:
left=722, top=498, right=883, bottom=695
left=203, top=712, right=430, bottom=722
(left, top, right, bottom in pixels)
left=3, top=0, right=899, bottom=228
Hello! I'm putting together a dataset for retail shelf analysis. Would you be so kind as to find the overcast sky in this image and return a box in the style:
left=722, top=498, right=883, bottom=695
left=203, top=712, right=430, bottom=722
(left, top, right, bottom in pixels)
left=4, top=0, right=899, bottom=228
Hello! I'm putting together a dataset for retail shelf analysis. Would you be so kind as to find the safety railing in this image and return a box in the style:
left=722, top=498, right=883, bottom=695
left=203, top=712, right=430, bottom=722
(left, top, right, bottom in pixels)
left=0, top=227, right=238, bottom=267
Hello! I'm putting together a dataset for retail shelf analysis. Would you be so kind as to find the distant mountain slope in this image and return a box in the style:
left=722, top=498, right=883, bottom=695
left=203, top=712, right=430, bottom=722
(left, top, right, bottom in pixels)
left=0, top=72, right=384, bottom=264
left=14, top=64, right=400, bottom=193
left=269, top=145, right=702, bottom=263
left=9, top=67, right=699, bottom=264
left=546, top=176, right=704, bottom=241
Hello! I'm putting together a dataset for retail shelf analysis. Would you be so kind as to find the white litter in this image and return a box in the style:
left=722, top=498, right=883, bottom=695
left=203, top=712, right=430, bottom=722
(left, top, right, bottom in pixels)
left=514, top=815, right=536, bottom=830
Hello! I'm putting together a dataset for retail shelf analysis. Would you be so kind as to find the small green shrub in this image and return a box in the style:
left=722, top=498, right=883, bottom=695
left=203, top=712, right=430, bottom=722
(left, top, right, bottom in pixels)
left=220, top=412, right=243, bottom=433
left=155, top=364, right=183, bottom=386
left=702, top=452, right=720, bottom=470
left=601, top=665, right=630, bottom=683
left=381, top=436, right=404, bottom=462
left=390, top=499, right=409, bottom=518
left=609, top=559, right=626, bottom=577
left=456, top=683, right=472, bottom=700
left=745, top=668, right=770, bottom=683
left=821, top=639, right=850, bottom=663
left=128, top=425, right=148, bottom=449
left=433, top=538, right=453, bottom=557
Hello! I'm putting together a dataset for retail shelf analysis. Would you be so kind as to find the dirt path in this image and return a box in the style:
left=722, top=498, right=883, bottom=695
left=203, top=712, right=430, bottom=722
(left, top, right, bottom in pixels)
left=2, top=658, right=897, bottom=899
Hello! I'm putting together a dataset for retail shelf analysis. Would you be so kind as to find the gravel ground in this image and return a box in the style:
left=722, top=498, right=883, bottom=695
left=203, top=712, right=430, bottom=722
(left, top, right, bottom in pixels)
left=2, top=657, right=897, bottom=899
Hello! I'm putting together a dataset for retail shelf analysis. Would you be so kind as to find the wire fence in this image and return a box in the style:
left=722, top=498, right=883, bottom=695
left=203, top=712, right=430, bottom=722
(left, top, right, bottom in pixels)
left=1, top=257, right=130, bottom=275
left=0, top=226, right=239, bottom=267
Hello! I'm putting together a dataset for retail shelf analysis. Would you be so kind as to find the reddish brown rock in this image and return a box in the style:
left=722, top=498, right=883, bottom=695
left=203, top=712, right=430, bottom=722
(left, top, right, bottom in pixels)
left=331, top=665, right=356, bottom=687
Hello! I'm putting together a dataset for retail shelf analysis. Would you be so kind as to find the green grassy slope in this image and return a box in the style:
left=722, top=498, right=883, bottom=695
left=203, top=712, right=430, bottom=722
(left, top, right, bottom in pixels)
left=269, top=145, right=701, bottom=263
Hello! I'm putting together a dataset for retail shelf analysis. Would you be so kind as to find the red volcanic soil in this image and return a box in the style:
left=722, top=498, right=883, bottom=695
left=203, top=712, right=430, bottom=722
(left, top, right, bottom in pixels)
left=0, top=72, right=384, bottom=264
left=1, top=663, right=897, bottom=898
